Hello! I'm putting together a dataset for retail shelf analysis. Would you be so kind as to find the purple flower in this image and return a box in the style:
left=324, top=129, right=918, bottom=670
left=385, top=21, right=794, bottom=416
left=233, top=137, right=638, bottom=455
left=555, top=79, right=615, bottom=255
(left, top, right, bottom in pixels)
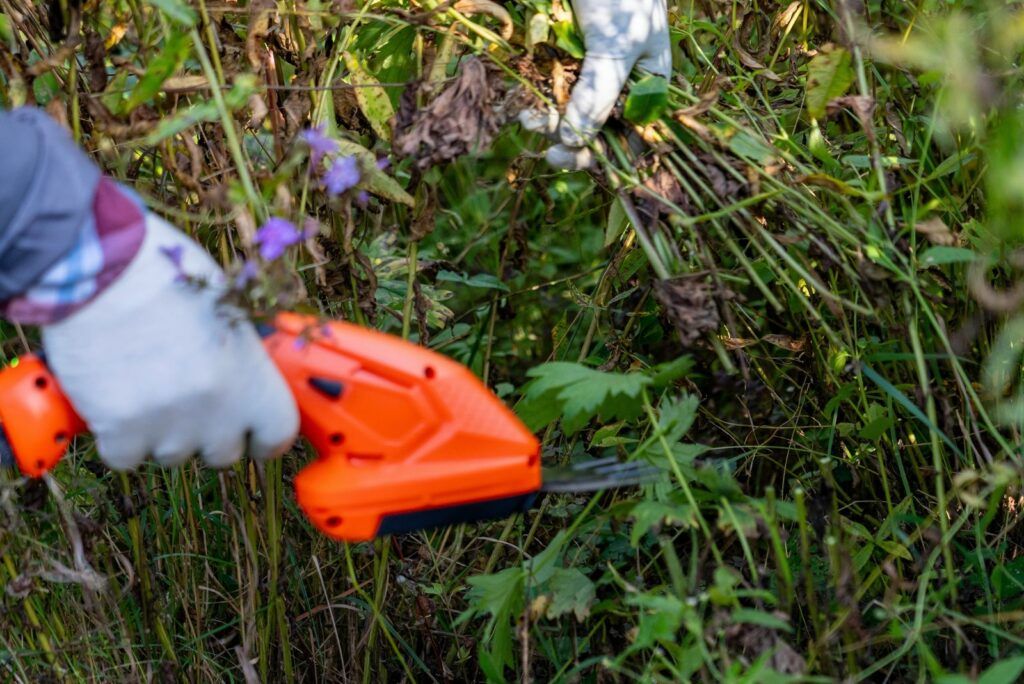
left=254, top=217, right=301, bottom=261
left=324, top=155, right=361, bottom=196
left=302, top=125, right=338, bottom=166
left=356, top=190, right=370, bottom=208
left=234, top=259, right=260, bottom=288
left=159, top=245, right=183, bottom=268
left=375, top=157, right=391, bottom=171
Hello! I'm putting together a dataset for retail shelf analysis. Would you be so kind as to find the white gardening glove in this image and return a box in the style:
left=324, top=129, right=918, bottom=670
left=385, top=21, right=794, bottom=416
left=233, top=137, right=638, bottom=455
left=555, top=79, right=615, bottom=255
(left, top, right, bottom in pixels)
left=41, top=214, right=299, bottom=470
left=519, top=0, right=671, bottom=169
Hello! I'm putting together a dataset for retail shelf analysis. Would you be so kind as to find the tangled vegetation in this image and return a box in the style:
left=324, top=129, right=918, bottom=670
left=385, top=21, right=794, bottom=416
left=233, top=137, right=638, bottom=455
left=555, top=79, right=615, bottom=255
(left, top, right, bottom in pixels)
left=3, top=0, right=1024, bottom=681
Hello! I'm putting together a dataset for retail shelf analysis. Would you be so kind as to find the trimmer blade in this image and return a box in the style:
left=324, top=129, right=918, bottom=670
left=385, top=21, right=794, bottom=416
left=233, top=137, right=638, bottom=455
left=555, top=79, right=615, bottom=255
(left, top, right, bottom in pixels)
left=540, top=457, right=661, bottom=493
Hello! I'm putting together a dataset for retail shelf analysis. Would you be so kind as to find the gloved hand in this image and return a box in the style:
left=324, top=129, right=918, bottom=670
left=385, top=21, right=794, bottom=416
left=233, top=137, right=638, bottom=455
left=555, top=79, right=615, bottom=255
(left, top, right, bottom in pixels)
left=519, top=0, right=671, bottom=169
left=40, top=214, right=300, bottom=470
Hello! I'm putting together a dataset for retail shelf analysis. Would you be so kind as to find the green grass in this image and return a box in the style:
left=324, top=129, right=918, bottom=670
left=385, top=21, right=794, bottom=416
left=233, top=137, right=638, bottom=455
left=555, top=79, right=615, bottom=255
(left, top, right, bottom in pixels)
left=3, top=0, right=1024, bottom=681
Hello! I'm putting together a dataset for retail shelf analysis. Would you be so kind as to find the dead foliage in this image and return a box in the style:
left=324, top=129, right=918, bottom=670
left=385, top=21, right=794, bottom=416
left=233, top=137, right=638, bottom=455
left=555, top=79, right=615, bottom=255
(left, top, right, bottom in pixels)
left=394, top=56, right=509, bottom=169
left=653, top=277, right=722, bottom=348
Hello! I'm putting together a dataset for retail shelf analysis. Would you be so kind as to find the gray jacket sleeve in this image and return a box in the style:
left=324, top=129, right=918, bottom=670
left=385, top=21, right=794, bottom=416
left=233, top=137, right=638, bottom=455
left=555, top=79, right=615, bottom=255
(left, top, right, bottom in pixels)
left=0, top=108, right=101, bottom=300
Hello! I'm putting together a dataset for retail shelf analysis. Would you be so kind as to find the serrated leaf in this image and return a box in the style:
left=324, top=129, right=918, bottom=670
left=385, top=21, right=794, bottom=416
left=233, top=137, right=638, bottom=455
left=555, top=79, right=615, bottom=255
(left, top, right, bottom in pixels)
left=525, top=362, right=651, bottom=434
left=624, top=75, right=669, bottom=126
left=149, top=0, right=197, bottom=26
left=806, top=45, right=854, bottom=120
left=343, top=53, right=394, bottom=141
left=544, top=569, right=595, bottom=622
left=657, top=394, right=699, bottom=443
left=335, top=139, right=414, bottom=206
left=126, top=31, right=190, bottom=112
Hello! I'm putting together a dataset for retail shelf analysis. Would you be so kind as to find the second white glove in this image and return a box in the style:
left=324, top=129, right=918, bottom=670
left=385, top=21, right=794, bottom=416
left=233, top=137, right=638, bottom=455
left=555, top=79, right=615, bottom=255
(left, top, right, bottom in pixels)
left=520, top=0, right=672, bottom=169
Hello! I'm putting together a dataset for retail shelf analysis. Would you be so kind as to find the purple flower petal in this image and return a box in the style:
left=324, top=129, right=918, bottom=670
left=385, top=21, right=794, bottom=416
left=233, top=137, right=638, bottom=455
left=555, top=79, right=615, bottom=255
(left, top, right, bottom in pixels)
left=234, top=259, right=260, bottom=288
left=160, top=245, right=184, bottom=268
left=324, top=155, right=361, bottom=196
left=356, top=190, right=370, bottom=208
left=302, top=125, right=338, bottom=166
left=375, top=157, right=391, bottom=171
left=254, top=217, right=301, bottom=261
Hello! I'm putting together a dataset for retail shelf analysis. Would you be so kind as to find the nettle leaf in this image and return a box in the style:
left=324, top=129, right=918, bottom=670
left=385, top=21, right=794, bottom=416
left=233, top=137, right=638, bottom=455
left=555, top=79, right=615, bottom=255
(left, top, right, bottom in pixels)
left=126, top=31, right=190, bottom=112
left=544, top=568, right=595, bottom=622
left=624, top=75, right=669, bottom=126
left=805, top=45, right=853, bottom=120
left=524, top=362, right=651, bottom=433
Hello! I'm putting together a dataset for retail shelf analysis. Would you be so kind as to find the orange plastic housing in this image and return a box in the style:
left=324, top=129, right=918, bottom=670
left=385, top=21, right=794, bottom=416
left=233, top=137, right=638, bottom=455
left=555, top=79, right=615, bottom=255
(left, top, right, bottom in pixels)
left=0, top=355, right=86, bottom=477
left=269, top=313, right=541, bottom=541
left=0, top=313, right=541, bottom=541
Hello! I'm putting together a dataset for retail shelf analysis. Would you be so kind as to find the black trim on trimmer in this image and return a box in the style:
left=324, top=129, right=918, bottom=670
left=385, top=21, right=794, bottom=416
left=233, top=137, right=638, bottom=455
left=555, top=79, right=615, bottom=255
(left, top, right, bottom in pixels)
left=377, top=492, right=538, bottom=536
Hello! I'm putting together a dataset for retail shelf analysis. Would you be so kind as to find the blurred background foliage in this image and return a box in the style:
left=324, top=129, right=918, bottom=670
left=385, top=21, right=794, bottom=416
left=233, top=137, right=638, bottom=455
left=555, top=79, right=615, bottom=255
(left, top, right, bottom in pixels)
left=3, top=0, right=1024, bottom=681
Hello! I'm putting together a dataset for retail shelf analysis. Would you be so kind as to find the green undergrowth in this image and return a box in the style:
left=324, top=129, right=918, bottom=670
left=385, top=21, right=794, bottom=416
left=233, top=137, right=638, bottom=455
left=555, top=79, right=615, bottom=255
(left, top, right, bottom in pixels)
left=3, top=0, right=1024, bottom=681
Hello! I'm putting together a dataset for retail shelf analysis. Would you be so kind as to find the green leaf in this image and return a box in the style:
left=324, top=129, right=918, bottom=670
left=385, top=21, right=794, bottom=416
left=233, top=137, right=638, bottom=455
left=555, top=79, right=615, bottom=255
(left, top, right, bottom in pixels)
left=544, top=568, right=595, bottom=622
left=657, top=394, right=699, bottom=444
left=627, top=593, right=687, bottom=648
left=145, top=75, right=257, bottom=144
left=624, top=75, right=669, bottom=126
left=649, top=356, right=694, bottom=389
left=551, top=20, right=585, bottom=59
left=526, top=12, right=550, bottom=51
left=629, top=501, right=693, bottom=546
left=344, top=53, right=395, bottom=142
left=436, top=270, right=510, bottom=292
left=918, top=246, right=977, bottom=267
left=126, top=31, right=190, bottom=112
left=524, top=362, right=651, bottom=433
left=149, top=0, right=198, bottom=26
left=805, top=45, right=854, bottom=120
left=605, top=196, right=628, bottom=247
left=979, top=657, right=1024, bottom=684
left=731, top=608, right=792, bottom=632
left=335, top=139, right=415, bottom=207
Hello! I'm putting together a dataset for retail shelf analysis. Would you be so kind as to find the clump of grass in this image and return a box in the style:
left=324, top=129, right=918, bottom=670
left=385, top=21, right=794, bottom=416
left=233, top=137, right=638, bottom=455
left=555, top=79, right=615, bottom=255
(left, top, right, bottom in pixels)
left=2, top=0, right=1024, bottom=681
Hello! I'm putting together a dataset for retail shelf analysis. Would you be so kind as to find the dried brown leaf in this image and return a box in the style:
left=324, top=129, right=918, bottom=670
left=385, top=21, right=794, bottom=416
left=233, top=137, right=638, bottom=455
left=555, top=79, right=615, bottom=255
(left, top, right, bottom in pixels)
left=394, top=57, right=506, bottom=169
left=914, top=216, right=957, bottom=246
left=653, top=277, right=721, bottom=348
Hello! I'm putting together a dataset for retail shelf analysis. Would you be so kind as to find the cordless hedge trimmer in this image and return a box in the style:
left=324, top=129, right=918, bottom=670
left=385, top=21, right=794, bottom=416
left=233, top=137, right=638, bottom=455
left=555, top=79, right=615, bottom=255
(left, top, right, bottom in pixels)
left=0, top=313, right=652, bottom=541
